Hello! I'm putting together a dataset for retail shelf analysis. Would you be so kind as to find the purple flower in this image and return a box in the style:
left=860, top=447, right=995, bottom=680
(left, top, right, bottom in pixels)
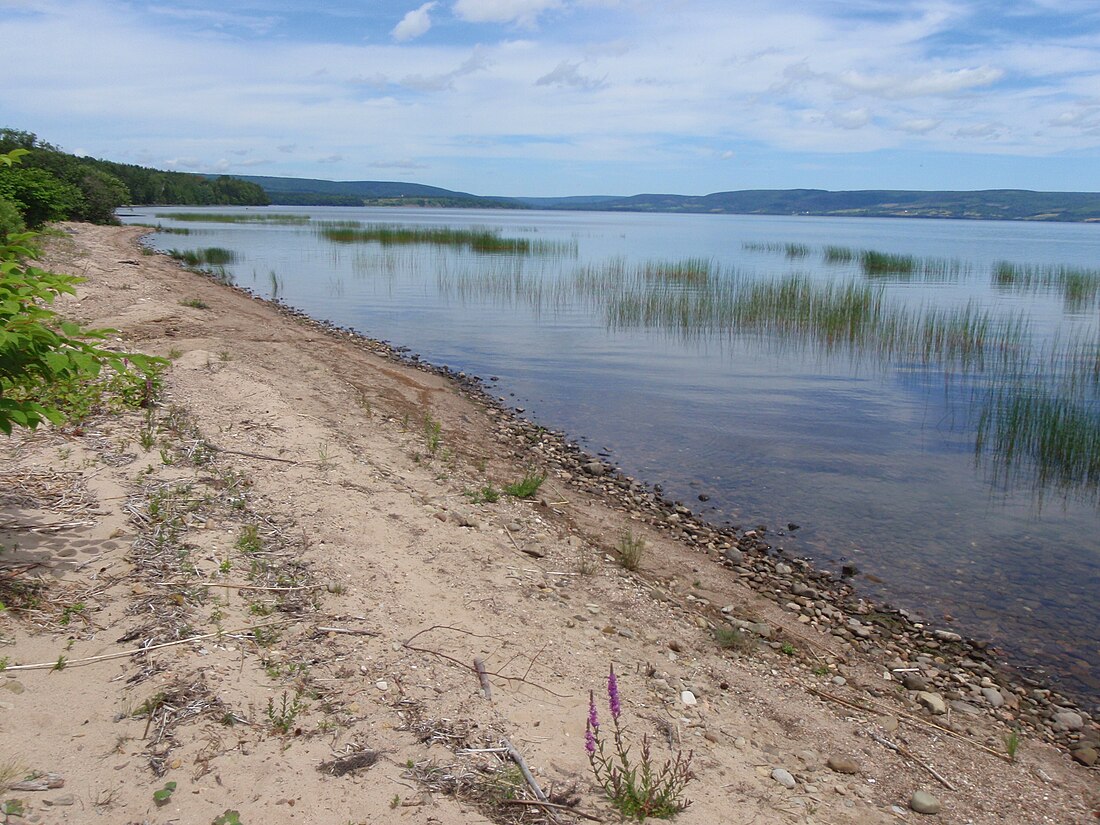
left=586, top=690, right=599, bottom=755
left=607, top=665, right=621, bottom=721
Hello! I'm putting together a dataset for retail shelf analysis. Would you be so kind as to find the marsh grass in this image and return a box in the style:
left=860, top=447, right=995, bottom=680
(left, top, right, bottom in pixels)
left=318, top=223, right=576, bottom=256
left=168, top=247, right=237, bottom=267
left=992, top=261, right=1100, bottom=310
left=156, top=212, right=310, bottom=224
left=742, top=241, right=810, bottom=258
left=823, top=245, right=856, bottom=264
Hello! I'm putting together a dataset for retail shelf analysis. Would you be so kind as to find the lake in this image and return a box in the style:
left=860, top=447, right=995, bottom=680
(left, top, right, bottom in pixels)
left=121, top=205, right=1100, bottom=711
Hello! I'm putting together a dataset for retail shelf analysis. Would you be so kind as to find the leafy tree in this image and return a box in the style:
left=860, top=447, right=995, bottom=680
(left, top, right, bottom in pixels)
left=0, top=165, right=85, bottom=228
left=0, top=150, right=163, bottom=434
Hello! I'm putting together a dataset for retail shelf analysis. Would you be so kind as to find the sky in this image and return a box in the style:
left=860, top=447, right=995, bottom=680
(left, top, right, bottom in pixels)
left=2, top=0, right=1099, bottom=197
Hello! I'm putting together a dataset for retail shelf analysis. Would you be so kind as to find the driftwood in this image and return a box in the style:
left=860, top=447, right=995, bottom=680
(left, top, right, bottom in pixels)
left=474, top=657, right=493, bottom=700
left=870, top=732, right=956, bottom=791
left=807, top=686, right=1012, bottom=763
left=3, top=619, right=296, bottom=671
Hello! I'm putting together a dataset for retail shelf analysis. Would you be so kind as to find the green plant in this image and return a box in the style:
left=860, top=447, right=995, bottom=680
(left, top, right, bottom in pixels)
left=503, top=470, right=546, bottom=499
left=0, top=155, right=165, bottom=434
left=467, top=484, right=500, bottom=504
left=1004, top=729, right=1021, bottom=762
left=212, top=809, right=242, bottom=824
left=423, top=415, right=442, bottom=455
left=714, top=626, right=755, bottom=654
left=617, top=530, right=645, bottom=572
left=586, top=666, right=694, bottom=820
left=389, top=794, right=401, bottom=809
left=236, top=525, right=262, bottom=555
left=153, top=781, right=177, bottom=807
left=180, top=298, right=209, bottom=309
left=1, top=799, right=25, bottom=819
left=52, top=655, right=66, bottom=671
left=266, top=690, right=305, bottom=734
left=58, top=601, right=86, bottom=626
left=780, top=642, right=796, bottom=656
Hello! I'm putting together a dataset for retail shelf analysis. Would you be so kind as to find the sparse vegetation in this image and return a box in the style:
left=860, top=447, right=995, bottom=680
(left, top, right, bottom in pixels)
left=616, top=530, right=645, bottom=571
left=503, top=470, right=546, bottom=498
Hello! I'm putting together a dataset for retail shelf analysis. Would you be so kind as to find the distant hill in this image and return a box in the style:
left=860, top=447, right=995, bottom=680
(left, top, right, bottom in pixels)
left=232, top=175, right=1100, bottom=222
left=232, top=175, right=517, bottom=209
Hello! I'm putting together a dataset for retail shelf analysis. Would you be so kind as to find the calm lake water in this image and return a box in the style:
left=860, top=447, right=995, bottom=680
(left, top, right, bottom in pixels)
left=122, top=205, right=1100, bottom=710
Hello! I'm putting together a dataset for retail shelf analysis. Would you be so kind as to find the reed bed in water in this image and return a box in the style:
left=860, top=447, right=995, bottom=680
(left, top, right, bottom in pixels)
left=742, top=241, right=811, bottom=258
left=593, top=257, right=1097, bottom=498
left=317, top=223, right=576, bottom=256
left=992, top=261, right=1100, bottom=310
left=155, top=212, right=311, bottom=224
left=168, top=247, right=237, bottom=266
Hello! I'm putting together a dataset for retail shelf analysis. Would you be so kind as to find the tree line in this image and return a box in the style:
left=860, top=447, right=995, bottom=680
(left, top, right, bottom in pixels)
left=0, top=128, right=268, bottom=232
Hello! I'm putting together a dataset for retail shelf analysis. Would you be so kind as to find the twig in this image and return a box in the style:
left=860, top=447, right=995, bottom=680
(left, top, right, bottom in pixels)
left=194, top=581, right=325, bottom=592
left=870, top=732, right=956, bottom=791
left=503, top=737, right=549, bottom=803
left=208, top=445, right=299, bottom=464
left=500, top=799, right=604, bottom=822
left=808, top=686, right=1011, bottom=763
left=3, top=619, right=295, bottom=671
left=474, top=657, right=493, bottom=700
left=316, top=627, right=379, bottom=636
left=403, top=625, right=569, bottom=699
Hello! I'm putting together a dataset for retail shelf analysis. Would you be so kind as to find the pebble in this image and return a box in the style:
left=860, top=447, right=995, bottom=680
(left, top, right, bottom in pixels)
left=680, top=690, right=697, bottom=706
left=902, top=673, right=929, bottom=691
left=771, top=768, right=797, bottom=789
left=909, top=790, right=941, bottom=815
left=375, top=680, right=389, bottom=691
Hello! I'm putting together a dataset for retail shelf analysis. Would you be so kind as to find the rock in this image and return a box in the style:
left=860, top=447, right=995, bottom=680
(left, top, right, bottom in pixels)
left=910, top=790, right=941, bottom=815
left=722, top=548, right=744, bottom=565
left=1053, top=711, right=1084, bottom=731
left=902, top=673, right=929, bottom=691
left=680, top=690, right=697, bottom=706
left=44, top=795, right=76, bottom=807
left=826, top=756, right=861, bottom=775
left=775, top=563, right=793, bottom=575
left=917, top=692, right=947, bottom=715
left=582, top=462, right=608, bottom=477
left=375, top=680, right=389, bottom=691
left=981, top=687, right=1004, bottom=708
left=770, top=768, right=796, bottom=789
left=1071, top=747, right=1098, bottom=767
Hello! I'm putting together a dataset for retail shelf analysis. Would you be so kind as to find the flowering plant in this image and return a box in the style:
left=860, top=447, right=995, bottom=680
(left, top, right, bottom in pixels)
left=586, top=665, right=695, bottom=820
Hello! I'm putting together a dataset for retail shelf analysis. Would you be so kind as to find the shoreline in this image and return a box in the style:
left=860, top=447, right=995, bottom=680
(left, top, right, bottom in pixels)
left=232, top=238, right=1099, bottom=734
left=0, top=222, right=1094, bottom=823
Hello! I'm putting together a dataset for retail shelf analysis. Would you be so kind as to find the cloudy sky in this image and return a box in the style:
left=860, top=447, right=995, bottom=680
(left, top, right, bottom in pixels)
left=2, top=0, right=1099, bottom=196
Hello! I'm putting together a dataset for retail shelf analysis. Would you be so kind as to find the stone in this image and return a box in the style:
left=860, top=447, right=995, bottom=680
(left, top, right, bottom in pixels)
left=1071, top=747, right=1098, bottom=767
left=910, top=790, right=941, bottom=815
left=582, top=462, right=608, bottom=476
left=902, top=673, right=929, bottom=691
left=680, top=690, right=697, bottom=706
left=1053, top=711, right=1084, bottom=731
left=770, top=768, right=796, bottom=789
left=917, top=691, right=946, bottom=715
left=722, top=548, right=744, bottom=565
left=826, top=756, right=861, bottom=775
left=981, top=687, right=1004, bottom=708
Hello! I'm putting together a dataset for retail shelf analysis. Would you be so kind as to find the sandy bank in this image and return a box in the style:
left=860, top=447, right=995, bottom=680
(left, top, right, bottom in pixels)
left=0, top=223, right=1095, bottom=824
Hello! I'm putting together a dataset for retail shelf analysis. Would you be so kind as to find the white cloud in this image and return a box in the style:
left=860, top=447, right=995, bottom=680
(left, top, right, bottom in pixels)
left=452, top=0, right=562, bottom=27
left=896, top=118, right=941, bottom=134
left=835, top=66, right=1005, bottom=99
left=393, top=2, right=436, bottom=42
left=535, top=60, right=605, bottom=89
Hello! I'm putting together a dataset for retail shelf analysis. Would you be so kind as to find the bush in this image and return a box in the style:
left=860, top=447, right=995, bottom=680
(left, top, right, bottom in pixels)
left=0, top=197, right=24, bottom=239
left=0, top=150, right=163, bottom=433
left=0, top=165, right=84, bottom=228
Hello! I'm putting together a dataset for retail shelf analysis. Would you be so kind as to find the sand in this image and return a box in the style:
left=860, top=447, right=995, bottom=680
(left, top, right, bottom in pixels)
left=0, top=222, right=1096, bottom=824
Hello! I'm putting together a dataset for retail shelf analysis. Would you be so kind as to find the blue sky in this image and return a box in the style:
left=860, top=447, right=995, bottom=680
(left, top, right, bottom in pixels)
left=2, top=0, right=1099, bottom=196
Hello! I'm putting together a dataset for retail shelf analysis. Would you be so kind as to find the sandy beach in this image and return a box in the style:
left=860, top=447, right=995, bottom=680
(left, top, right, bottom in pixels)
left=0, top=222, right=1096, bottom=824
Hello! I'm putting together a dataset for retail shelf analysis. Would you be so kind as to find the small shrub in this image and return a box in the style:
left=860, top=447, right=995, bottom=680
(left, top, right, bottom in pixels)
left=266, top=690, right=305, bottom=734
left=617, top=530, right=645, bottom=571
left=503, top=470, right=545, bottom=499
left=714, top=626, right=755, bottom=654
left=180, top=298, right=209, bottom=309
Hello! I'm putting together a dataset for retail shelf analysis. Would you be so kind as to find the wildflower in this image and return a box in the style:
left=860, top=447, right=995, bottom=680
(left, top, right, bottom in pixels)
left=586, top=691, right=599, bottom=755
left=607, top=665, right=621, bottom=721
